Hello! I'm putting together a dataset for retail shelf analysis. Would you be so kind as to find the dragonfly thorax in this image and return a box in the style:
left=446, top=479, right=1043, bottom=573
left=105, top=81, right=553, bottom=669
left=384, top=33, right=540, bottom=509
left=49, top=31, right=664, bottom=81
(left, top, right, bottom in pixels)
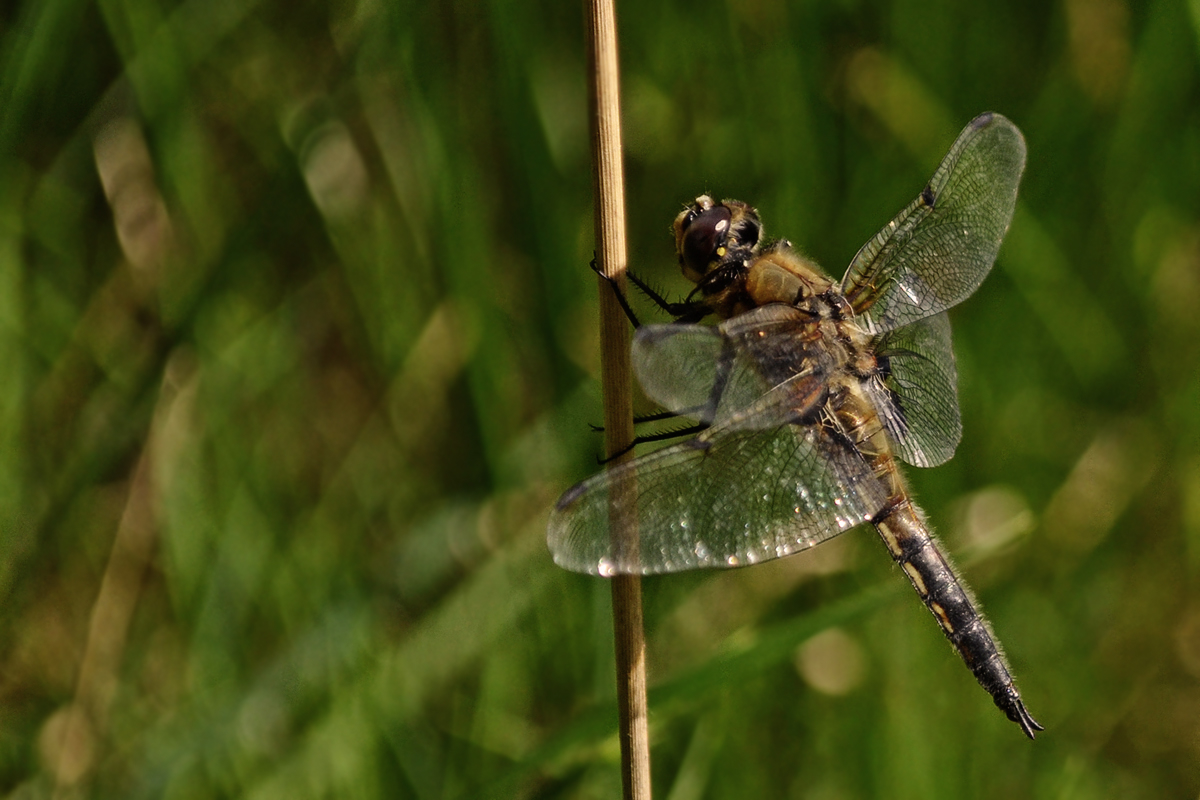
left=744, top=244, right=834, bottom=308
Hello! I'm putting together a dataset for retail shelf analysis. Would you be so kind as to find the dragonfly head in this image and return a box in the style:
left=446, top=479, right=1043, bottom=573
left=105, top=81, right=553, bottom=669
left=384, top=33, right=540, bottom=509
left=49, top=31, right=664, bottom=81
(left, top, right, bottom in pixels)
left=674, top=195, right=762, bottom=286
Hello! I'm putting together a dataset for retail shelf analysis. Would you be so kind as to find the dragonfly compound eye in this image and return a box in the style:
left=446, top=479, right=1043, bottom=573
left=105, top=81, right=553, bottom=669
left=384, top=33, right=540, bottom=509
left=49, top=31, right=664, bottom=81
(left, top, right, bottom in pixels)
left=679, top=205, right=733, bottom=282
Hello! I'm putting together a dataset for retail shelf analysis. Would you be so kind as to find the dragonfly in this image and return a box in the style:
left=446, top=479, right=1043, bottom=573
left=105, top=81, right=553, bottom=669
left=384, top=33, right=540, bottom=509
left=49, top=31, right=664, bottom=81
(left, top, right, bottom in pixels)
left=547, top=113, right=1041, bottom=738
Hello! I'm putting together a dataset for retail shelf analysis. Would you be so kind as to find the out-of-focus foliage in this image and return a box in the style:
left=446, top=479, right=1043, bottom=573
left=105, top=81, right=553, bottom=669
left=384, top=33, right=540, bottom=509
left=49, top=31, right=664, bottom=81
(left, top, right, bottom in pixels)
left=1, top=0, right=1198, bottom=797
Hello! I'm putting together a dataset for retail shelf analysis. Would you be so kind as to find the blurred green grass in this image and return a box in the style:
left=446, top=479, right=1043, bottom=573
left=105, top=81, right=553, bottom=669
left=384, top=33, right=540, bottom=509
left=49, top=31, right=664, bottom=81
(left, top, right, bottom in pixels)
left=2, top=0, right=1199, bottom=797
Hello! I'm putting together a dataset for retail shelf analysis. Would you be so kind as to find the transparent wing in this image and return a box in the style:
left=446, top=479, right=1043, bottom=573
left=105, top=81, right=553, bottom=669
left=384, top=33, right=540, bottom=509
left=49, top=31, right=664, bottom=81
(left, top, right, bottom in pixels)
left=632, top=304, right=827, bottom=427
left=867, top=312, right=961, bottom=468
left=547, top=414, right=891, bottom=575
left=841, top=113, right=1026, bottom=334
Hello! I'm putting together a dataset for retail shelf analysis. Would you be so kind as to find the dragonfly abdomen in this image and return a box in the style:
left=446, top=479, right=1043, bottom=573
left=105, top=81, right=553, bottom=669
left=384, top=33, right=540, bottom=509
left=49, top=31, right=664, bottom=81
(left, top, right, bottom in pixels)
left=873, top=499, right=1043, bottom=738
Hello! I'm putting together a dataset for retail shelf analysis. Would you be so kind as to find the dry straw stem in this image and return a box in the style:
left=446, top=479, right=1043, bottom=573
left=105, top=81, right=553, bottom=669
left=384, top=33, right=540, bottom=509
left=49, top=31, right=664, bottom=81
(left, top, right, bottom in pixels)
left=584, top=0, right=652, bottom=797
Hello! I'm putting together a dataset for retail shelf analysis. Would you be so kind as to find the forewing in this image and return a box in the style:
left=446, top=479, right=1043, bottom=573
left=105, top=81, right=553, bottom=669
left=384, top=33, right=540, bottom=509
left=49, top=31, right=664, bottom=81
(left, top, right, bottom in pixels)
left=868, top=312, right=961, bottom=468
left=633, top=304, right=825, bottom=427
left=841, top=113, right=1026, bottom=334
left=547, top=416, right=891, bottom=575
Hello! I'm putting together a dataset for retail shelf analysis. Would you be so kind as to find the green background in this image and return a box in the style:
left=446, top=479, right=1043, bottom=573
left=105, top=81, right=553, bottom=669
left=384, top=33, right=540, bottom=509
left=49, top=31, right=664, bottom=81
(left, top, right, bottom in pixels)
left=2, top=0, right=1198, bottom=797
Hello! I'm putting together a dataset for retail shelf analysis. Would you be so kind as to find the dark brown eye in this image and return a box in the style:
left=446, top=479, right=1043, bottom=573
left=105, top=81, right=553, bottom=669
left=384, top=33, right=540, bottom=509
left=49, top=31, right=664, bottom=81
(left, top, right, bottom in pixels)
left=680, top=205, right=732, bottom=277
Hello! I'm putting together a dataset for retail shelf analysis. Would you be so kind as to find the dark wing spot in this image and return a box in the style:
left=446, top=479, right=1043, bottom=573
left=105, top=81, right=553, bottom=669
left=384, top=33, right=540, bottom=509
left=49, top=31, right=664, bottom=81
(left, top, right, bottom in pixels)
left=921, top=184, right=937, bottom=208
left=555, top=481, right=589, bottom=510
left=970, top=111, right=994, bottom=130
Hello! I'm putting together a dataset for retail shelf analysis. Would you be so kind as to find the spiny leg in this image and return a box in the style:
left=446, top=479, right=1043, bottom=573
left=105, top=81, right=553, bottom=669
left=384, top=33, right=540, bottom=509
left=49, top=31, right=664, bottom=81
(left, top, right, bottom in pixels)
left=589, top=256, right=708, bottom=328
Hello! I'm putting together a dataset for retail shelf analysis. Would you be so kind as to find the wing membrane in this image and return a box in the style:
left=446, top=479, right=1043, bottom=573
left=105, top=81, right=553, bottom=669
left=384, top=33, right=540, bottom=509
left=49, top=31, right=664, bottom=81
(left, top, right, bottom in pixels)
left=869, top=312, right=961, bottom=467
left=633, top=304, right=825, bottom=427
left=841, top=113, right=1026, bottom=334
left=547, top=415, right=891, bottom=575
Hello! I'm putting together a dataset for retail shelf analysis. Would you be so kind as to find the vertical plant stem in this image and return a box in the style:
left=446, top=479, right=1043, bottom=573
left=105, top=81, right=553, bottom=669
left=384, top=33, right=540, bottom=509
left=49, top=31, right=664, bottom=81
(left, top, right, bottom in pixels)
left=584, top=0, right=652, bottom=797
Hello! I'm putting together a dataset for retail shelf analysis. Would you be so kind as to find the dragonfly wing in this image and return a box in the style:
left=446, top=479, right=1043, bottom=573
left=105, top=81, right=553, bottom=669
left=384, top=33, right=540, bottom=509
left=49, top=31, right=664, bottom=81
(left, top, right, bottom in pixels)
left=867, top=312, right=961, bottom=468
left=547, top=414, right=891, bottom=575
left=841, top=113, right=1026, bottom=334
left=633, top=304, right=824, bottom=427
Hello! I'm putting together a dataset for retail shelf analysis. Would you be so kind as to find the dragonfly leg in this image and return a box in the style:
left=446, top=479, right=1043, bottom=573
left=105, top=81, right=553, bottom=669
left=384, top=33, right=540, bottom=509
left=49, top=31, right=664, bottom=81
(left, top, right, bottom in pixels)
left=590, top=409, right=696, bottom=433
left=625, top=268, right=708, bottom=320
left=591, top=256, right=643, bottom=327
left=589, top=256, right=708, bottom=327
left=595, top=420, right=712, bottom=463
